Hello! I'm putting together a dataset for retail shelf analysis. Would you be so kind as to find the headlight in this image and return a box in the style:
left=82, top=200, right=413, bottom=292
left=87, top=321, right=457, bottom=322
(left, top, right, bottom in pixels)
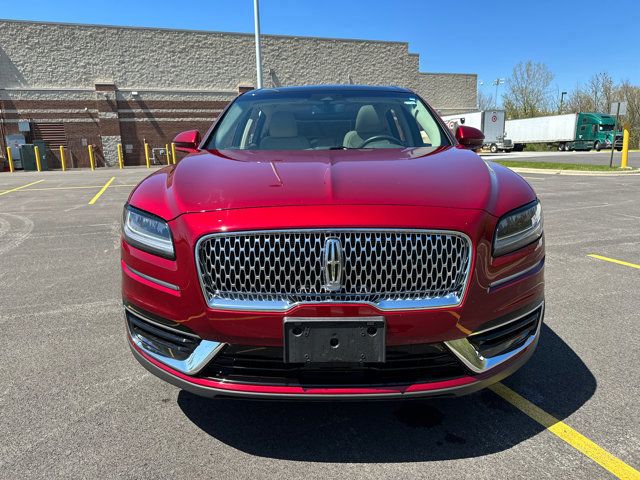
left=493, top=200, right=543, bottom=256
left=122, top=205, right=174, bottom=259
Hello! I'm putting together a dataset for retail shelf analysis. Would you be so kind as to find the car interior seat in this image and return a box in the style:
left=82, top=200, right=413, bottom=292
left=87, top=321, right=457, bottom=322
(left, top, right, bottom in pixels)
left=260, top=111, right=311, bottom=150
left=343, top=105, right=389, bottom=148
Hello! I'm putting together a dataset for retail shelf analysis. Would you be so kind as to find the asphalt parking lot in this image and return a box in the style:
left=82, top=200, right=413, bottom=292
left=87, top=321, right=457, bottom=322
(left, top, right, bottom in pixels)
left=1, top=165, right=638, bottom=479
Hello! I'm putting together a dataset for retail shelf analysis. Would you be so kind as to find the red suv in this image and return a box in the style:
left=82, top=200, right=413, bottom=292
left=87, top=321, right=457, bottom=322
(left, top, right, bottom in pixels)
left=122, top=85, right=544, bottom=399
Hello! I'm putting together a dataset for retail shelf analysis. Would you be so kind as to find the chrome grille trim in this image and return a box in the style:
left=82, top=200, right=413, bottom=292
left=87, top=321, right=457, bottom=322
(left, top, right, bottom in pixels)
left=195, top=229, right=472, bottom=312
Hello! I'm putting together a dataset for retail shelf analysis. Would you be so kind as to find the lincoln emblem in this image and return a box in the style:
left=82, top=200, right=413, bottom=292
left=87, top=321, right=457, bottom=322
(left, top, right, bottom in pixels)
left=323, top=238, right=343, bottom=291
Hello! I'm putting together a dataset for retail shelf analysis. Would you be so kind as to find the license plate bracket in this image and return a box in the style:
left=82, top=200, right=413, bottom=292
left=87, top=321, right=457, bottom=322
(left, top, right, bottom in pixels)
left=283, top=317, right=385, bottom=364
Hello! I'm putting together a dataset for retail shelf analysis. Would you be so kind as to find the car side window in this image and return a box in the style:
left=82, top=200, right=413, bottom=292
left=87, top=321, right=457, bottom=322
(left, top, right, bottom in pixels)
left=405, top=99, right=440, bottom=146
left=213, top=103, right=245, bottom=149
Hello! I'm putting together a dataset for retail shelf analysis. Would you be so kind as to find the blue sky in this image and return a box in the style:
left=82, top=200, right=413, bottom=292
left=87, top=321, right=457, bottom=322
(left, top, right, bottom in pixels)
left=2, top=0, right=639, bottom=101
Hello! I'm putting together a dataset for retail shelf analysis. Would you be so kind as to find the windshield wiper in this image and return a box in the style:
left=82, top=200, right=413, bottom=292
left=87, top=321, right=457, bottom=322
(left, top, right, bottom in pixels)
left=328, top=146, right=369, bottom=150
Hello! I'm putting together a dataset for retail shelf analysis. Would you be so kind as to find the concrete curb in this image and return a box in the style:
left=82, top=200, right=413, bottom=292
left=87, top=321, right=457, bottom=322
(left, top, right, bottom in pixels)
left=505, top=166, right=640, bottom=176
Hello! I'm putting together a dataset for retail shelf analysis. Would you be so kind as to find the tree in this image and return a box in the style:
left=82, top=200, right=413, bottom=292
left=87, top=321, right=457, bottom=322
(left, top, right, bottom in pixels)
left=565, top=73, right=615, bottom=114
left=477, top=91, right=495, bottom=111
left=503, top=61, right=554, bottom=119
left=565, top=85, right=595, bottom=113
left=587, top=72, right=615, bottom=113
left=617, top=81, right=640, bottom=149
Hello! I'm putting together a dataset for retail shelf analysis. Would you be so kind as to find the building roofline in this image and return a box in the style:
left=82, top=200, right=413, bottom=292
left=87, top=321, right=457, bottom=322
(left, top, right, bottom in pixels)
left=420, top=72, right=478, bottom=77
left=0, top=17, right=410, bottom=46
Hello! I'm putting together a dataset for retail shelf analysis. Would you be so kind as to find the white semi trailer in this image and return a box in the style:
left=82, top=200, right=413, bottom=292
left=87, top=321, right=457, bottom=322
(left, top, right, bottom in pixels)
left=504, top=113, right=622, bottom=151
left=441, top=110, right=513, bottom=152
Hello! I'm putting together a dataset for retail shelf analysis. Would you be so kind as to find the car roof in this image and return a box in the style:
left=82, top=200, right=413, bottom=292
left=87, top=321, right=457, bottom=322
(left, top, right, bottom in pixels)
left=247, top=84, right=414, bottom=96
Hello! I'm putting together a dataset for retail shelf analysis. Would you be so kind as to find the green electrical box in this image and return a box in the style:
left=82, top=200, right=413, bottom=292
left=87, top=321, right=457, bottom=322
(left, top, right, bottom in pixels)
left=19, top=141, right=48, bottom=171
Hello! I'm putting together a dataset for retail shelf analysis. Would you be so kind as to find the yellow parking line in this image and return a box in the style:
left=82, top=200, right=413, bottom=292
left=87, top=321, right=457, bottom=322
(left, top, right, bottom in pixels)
left=588, top=254, right=640, bottom=270
left=0, top=183, right=137, bottom=194
left=16, top=185, right=105, bottom=191
left=490, top=383, right=640, bottom=479
left=88, top=177, right=115, bottom=205
left=0, top=179, right=45, bottom=196
left=5, top=184, right=138, bottom=192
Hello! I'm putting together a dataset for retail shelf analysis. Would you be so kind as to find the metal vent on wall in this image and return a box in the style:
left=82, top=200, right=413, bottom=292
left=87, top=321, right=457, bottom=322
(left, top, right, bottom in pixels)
left=32, top=122, right=67, bottom=148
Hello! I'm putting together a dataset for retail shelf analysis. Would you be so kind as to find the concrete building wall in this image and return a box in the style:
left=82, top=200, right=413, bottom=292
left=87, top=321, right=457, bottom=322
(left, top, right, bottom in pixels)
left=416, top=73, right=479, bottom=115
left=0, top=19, right=477, bottom=168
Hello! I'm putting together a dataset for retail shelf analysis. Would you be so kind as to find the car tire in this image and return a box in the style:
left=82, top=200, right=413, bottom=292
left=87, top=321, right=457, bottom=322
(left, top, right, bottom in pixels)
left=594, top=141, right=601, bottom=151
left=616, top=147, right=622, bottom=151
left=558, top=143, right=565, bottom=151
left=490, top=144, right=498, bottom=153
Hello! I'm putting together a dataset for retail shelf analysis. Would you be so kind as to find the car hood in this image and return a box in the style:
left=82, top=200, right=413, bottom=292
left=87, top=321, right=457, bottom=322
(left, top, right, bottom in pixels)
left=130, top=146, right=535, bottom=219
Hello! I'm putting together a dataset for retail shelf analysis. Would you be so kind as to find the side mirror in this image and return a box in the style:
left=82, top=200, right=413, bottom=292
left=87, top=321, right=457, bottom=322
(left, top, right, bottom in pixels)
left=172, top=130, right=201, bottom=152
left=455, top=125, right=484, bottom=149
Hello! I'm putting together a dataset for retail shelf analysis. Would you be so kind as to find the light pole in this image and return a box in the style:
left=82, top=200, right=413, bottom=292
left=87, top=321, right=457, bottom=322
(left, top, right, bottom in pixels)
left=559, top=91, right=567, bottom=114
left=492, top=78, right=505, bottom=108
left=253, top=0, right=263, bottom=89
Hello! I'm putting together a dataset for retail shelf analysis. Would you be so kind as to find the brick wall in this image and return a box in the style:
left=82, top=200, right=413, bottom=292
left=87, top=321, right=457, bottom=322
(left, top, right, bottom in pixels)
left=0, top=19, right=477, bottom=167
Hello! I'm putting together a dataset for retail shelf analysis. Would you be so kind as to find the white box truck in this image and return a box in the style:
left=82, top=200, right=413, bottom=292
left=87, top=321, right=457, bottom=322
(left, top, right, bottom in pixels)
left=504, top=113, right=622, bottom=151
left=441, top=110, right=513, bottom=153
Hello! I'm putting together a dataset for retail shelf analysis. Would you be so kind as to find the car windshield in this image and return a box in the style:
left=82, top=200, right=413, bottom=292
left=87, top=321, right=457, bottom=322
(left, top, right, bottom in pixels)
left=204, top=89, right=449, bottom=150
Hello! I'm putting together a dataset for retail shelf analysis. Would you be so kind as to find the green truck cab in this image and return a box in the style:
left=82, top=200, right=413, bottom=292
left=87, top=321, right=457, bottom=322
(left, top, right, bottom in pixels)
left=575, top=113, right=622, bottom=151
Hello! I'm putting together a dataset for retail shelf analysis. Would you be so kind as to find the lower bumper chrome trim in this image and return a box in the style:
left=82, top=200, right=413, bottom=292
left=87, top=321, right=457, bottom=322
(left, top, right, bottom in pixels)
left=444, top=301, right=544, bottom=374
left=130, top=338, right=536, bottom=400
left=125, top=311, right=225, bottom=375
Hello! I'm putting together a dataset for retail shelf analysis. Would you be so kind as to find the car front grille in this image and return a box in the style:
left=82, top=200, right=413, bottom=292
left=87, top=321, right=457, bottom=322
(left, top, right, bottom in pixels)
left=199, top=343, right=467, bottom=387
left=196, top=230, right=472, bottom=311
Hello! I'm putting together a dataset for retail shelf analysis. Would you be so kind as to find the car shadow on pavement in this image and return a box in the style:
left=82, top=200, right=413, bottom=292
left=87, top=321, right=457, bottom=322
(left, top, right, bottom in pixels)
left=177, top=324, right=595, bottom=462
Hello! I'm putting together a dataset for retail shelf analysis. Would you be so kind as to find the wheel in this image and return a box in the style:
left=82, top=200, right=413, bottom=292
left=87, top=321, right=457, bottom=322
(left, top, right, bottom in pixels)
left=616, top=147, right=622, bottom=152
left=558, top=143, right=565, bottom=151
left=564, top=143, right=571, bottom=152
left=594, top=141, right=601, bottom=151
left=490, top=144, right=498, bottom=153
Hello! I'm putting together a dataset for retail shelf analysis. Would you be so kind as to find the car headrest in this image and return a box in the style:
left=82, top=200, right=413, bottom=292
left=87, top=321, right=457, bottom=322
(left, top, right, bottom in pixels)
left=355, top=105, right=384, bottom=133
left=269, top=111, right=298, bottom=138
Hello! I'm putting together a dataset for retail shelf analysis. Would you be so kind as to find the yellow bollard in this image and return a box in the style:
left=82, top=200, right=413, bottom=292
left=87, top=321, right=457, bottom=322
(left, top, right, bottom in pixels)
left=144, top=142, right=151, bottom=169
left=34, top=145, right=42, bottom=172
left=59, top=145, right=66, bottom=171
left=171, top=142, right=177, bottom=165
left=88, top=144, right=95, bottom=171
left=117, top=143, right=124, bottom=170
left=6, top=146, right=14, bottom=173
left=621, top=126, right=630, bottom=169
left=165, top=143, right=171, bottom=165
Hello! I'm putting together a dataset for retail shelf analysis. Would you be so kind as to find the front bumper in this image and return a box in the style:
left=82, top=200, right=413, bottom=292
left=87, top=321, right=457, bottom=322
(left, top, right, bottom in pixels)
left=605, top=137, right=623, bottom=149
left=126, top=301, right=544, bottom=400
